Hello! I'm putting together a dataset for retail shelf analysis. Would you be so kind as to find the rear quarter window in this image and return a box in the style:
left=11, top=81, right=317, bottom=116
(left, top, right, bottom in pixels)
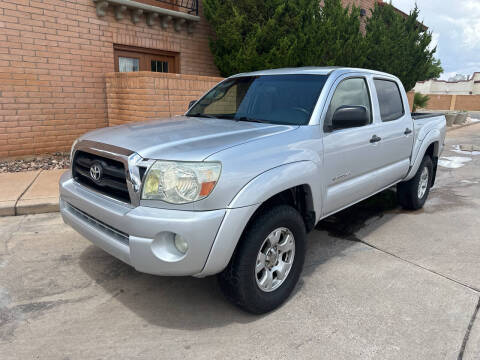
left=374, top=79, right=404, bottom=122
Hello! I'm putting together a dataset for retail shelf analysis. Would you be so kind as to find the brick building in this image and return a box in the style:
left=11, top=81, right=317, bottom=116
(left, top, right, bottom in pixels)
left=0, top=0, right=378, bottom=158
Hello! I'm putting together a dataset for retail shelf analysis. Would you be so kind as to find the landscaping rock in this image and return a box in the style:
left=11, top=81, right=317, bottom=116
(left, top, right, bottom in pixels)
left=0, top=153, right=70, bottom=173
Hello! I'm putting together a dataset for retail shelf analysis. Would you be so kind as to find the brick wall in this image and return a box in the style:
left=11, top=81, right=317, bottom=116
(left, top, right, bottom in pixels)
left=342, top=0, right=378, bottom=32
left=0, top=0, right=219, bottom=158
left=106, top=72, right=223, bottom=126
left=0, top=0, right=386, bottom=158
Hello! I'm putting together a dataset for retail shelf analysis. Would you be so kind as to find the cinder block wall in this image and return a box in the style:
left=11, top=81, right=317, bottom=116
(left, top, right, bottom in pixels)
left=0, top=0, right=219, bottom=158
left=106, top=72, right=223, bottom=126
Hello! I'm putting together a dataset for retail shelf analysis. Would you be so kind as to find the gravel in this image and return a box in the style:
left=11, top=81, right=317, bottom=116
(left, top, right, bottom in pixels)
left=0, top=153, right=70, bottom=173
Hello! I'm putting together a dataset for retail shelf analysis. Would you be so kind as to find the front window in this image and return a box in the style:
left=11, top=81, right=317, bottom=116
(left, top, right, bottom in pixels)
left=324, top=77, right=372, bottom=130
left=187, top=74, right=329, bottom=125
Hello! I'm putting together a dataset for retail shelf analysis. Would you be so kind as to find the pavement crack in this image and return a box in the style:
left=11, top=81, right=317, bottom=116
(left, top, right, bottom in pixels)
left=3, top=216, right=26, bottom=255
left=350, top=238, right=480, bottom=293
left=13, top=170, right=42, bottom=216
left=457, top=297, right=480, bottom=360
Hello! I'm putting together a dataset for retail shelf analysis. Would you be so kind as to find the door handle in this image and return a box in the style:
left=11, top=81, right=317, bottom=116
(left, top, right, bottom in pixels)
left=404, top=128, right=412, bottom=135
left=370, top=135, right=381, bottom=143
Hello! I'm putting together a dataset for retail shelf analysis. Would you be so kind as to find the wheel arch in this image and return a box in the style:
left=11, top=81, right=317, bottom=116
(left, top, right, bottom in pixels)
left=405, top=130, right=441, bottom=182
left=197, top=161, right=321, bottom=277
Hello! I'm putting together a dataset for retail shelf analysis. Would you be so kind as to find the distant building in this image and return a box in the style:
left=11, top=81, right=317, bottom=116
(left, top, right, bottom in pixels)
left=414, top=73, right=480, bottom=95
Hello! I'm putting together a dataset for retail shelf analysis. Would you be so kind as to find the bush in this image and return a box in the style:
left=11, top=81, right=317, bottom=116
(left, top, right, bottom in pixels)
left=412, top=92, right=430, bottom=112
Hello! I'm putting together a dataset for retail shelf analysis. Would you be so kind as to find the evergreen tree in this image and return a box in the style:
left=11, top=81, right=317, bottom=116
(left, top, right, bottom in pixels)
left=203, top=0, right=366, bottom=77
left=364, top=3, right=442, bottom=91
left=203, top=0, right=441, bottom=87
left=307, top=0, right=366, bottom=68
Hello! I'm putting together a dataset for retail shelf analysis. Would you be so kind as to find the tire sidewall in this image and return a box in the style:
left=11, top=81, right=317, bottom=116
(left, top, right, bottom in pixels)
left=412, top=156, right=433, bottom=208
left=240, top=206, right=306, bottom=313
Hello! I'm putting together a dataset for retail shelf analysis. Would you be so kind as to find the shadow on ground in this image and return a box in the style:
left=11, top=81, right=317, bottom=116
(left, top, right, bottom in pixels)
left=79, top=189, right=402, bottom=329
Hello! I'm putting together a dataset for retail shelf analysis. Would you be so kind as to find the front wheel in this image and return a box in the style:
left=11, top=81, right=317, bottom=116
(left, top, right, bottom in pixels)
left=218, top=205, right=306, bottom=314
left=397, top=155, right=433, bottom=210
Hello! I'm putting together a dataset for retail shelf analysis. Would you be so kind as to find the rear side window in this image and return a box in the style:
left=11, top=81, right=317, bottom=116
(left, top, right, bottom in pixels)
left=374, top=79, right=404, bottom=121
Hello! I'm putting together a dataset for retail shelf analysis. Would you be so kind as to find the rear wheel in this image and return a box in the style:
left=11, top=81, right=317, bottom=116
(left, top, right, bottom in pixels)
left=397, top=155, right=433, bottom=210
left=218, top=205, right=306, bottom=314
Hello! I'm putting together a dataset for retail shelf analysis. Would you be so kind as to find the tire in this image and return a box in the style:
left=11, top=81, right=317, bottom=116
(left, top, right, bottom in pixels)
left=218, top=205, right=306, bottom=314
left=397, top=155, right=433, bottom=210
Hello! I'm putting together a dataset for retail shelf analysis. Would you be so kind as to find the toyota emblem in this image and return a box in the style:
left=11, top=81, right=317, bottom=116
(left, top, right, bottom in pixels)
left=89, top=163, right=103, bottom=182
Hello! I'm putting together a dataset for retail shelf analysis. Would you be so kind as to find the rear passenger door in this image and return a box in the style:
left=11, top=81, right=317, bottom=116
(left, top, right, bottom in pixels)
left=371, top=78, right=414, bottom=189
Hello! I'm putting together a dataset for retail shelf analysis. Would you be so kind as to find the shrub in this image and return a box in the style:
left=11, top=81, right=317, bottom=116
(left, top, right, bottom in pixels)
left=412, top=92, right=430, bottom=112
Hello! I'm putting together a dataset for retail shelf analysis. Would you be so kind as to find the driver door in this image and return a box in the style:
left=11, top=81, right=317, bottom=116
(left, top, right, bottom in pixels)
left=322, top=76, right=383, bottom=216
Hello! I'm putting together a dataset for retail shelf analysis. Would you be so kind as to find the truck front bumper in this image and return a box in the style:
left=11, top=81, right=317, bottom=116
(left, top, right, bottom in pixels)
left=60, top=172, right=254, bottom=277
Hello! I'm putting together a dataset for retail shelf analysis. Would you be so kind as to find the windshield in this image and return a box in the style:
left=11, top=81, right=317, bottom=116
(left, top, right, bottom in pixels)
left=186, top=74, right=329, bottom=125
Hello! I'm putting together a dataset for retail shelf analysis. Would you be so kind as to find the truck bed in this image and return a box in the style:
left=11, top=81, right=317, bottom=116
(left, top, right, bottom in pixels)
left=411, top=112, right=444, bottom=120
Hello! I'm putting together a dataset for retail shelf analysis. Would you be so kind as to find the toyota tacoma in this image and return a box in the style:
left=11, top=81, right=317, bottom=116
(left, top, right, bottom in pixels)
left=60, top=67, right=446, bottom=313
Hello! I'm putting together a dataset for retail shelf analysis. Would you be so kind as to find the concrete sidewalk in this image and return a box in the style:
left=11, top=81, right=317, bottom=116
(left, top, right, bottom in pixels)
left=0, top=169, right=65, bottom=216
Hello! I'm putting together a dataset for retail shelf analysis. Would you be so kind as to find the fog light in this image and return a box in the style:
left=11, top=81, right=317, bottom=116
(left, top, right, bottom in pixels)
left=174, top=234, right=188, bottom=254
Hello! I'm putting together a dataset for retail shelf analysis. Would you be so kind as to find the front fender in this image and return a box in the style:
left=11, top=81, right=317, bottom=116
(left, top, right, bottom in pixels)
left=404, top=129, right=441, bottom=181
left=228, top=160, right=322, bottom=217
left=196, top=161, right=322, bottom=277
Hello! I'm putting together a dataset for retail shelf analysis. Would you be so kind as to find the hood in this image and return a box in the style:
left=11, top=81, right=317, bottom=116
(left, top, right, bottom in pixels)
left=81, top=116, right=297, bottom=161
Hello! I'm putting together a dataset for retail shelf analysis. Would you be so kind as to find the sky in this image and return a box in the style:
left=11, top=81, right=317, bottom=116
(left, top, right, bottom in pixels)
left=390, top=0, right=480, bottom=80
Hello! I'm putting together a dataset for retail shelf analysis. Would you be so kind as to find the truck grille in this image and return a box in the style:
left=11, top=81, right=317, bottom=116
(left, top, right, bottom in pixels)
left=72, top=151, right=130, bottom=203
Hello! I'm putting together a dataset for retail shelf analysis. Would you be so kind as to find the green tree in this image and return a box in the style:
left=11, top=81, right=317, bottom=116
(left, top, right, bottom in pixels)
left=364, top=3, right=442, bottom=91
left=203, top=0, right=366, bottom=77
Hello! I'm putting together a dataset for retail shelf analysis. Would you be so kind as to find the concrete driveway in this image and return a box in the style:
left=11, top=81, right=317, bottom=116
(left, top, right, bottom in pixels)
left=1, top=124, right=479, bottom=360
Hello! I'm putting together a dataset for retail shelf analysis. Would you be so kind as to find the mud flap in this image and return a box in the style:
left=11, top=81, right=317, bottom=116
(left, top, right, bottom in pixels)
left=431, top=156, right=438, bottom=186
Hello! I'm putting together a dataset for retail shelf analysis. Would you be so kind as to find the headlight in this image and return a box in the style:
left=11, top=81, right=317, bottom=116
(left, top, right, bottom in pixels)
left=70, top=138, right=79, bottom=163
left=142, top=161, right=221, bottom=204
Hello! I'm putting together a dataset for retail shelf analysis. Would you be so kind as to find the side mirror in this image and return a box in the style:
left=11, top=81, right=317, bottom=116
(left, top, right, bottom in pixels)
left=331, top=105, right=369, bottom=129
left=188, top=100, right=197, bottom=110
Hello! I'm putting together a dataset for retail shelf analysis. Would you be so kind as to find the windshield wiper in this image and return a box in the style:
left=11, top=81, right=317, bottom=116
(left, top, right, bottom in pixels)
left=235, top=116, right=269, bottom=124
left=186, top=113, right=218, bottom=118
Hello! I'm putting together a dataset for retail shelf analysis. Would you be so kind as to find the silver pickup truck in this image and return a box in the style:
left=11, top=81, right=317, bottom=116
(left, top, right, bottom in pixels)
left=60, top=67, right=446, bottom=313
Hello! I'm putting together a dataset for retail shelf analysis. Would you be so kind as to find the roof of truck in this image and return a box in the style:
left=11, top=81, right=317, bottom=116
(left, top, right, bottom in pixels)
left=231, top=66, right=395, bottom=78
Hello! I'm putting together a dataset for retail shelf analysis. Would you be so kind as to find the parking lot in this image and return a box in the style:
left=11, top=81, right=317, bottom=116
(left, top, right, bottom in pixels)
left=1, top=124, right=479, bottom=359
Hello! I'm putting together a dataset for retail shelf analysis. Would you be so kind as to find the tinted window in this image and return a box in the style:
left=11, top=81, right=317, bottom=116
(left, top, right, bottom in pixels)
left=325, top=78, right=372, bottom=130
left=374, top=79, right=404, bottom=121
left=187, top=75, right=328, bottom=125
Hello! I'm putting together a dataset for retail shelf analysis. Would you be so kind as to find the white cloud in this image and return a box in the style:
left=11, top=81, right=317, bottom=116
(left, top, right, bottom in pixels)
left=462, top=21, right=480, bottom=49
left=390, top=0, right=480, bottom=78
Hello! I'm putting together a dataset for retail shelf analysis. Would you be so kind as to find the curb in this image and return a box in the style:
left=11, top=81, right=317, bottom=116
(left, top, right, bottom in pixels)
left=15, top=197, right=59, bottom=215
left=0, top=169, right=64, bottom=217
